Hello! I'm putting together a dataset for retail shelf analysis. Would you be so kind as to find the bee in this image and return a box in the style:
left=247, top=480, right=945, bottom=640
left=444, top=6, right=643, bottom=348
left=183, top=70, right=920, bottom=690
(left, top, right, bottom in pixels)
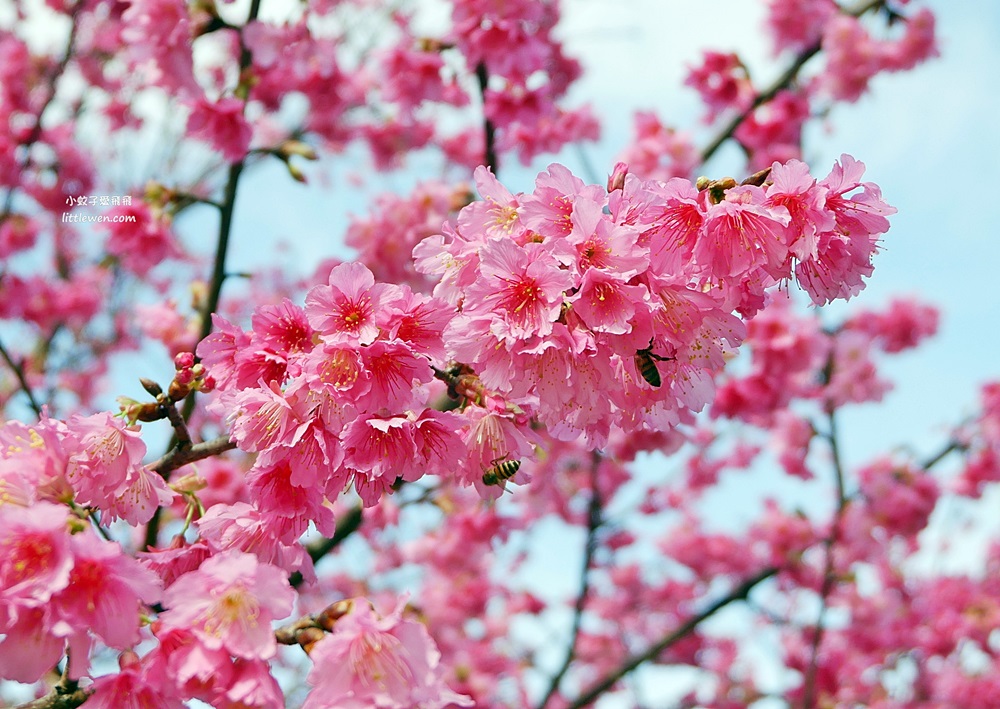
left=482, top=457, right=521, bottom=486
left=635, top=349, right=662, bottom=388
left=634, top=343, right=675, bottom=389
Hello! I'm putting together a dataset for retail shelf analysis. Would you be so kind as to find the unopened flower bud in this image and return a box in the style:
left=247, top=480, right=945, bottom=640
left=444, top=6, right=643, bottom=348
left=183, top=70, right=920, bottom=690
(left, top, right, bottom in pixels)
left=297, top=627, right=327, bottom=654
left=118, top=650, right=141, bottom=670
left=316, top=599, right=353, bottom=631
left=174, top=368, right=195, bottom=386
left=174, top=351, right=195, bottom=370
left=139, top=378, right=163, bottom=397
left=171, top=472, right=208, bottom=494
left=607, top=161, right=628, bottom=192
left=197, top=373, right=217, bottom=393
left=279, top=139, right=318, bottom=161
left=168, top=379, right=191, bottom=402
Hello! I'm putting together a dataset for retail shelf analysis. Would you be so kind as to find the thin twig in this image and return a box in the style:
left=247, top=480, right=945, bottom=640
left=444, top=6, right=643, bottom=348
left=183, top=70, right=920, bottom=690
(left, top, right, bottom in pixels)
left=536, top=451, right=604, bottom=709
left=565, top=566, right=778, bottom=709
left=699, top=0, right=887, bottom=165
left=289, top=506, right=365, bottom=588
left=0, top=337, right=44, bottom=417
left=0, top=1, right=83, bottom=224
left=801, top=407, right=849, bottom=709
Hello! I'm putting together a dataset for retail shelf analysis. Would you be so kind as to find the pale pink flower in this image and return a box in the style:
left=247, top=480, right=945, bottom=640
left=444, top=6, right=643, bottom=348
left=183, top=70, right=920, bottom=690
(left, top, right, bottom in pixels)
left=64, top=413, right=148, bottom=511
left=159, top=550, right=295, bottom=660
left=303, top=597, right=473, bottom=709
left=87, top=651, right=185, bottom=709
left=0, top=606, right=71, bottom=683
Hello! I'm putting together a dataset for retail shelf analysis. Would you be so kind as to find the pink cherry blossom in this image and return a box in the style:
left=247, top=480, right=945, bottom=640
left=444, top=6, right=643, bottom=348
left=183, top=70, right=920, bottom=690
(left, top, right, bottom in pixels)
left=303, top=597, right=473, bottom=709
left=159, top=550, right=295, bottom=660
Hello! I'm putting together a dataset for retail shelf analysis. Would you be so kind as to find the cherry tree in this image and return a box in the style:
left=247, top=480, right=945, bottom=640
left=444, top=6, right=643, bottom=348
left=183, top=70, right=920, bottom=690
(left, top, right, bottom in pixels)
left=1, top=0, right=995, bottom=707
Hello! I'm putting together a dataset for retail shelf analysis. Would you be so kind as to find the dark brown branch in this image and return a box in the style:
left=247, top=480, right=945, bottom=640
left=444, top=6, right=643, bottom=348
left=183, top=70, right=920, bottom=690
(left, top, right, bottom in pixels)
left=149, top=435, right=236, bottom=477
left=0, top=337, right=44, bottom=417
left=565, top=566, right=779, bottom=709
left=475, top=62, right=499, bottom=174
left=699, top=0, right=887, bottom=165
left=536, top=451, right=604, bottom=709
left=289, top=506, right=365, bottom=588
left=15, top=688, right=92, bottom=709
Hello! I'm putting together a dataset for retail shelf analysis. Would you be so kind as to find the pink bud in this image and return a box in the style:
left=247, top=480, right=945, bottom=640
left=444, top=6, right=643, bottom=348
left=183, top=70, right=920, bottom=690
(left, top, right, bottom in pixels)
left=174, top=351, right=195, bottom=370
left=607, top=161, right=629, bottom=192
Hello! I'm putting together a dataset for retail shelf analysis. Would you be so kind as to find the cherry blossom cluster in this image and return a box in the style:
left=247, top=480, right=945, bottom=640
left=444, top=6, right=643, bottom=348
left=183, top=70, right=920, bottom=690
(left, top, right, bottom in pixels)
left=414, top=157, right=893, bottom=449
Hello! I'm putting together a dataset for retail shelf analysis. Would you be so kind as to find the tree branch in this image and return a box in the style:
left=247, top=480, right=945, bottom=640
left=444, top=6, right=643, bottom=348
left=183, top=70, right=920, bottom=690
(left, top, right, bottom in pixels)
left=699, top=0, right=887, bottom=165
left=565, top=566, right=779, bottom=709
left=475, top=61, right=499, bottom=174
left=0, top=337, right=44, bottom=417
left=289, top=506, right=365, bottom=588
left=148, top=434, right=237, bottom=478
left=536, top=451, right=604, bottom=709
left=801, top=407, right=849, bottom=709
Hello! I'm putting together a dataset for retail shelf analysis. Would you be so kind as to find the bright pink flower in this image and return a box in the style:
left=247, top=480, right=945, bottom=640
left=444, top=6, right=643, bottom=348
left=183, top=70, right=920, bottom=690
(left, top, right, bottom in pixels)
left=844, top=297, right=939, bottom=353
left=196, top=315, right=252, bottom=391
left=121, top=0, right=198, bottom=96
left=520, top=163, right=598, bottom=240
left=571, top=269, right=647, bottom=335
left=305, top=262, right=398, bottom=345
left=0, top=606, right=70, bottom=683
left=881, top=8, right=938, bottom=71
left=344, top=414, right=417, bottom=484
left=796, top=154, right=895, bottom=304
left=765, top=158, right=834, bottom=261
left=685, top=51, right=754, bottom=123
left=359, top=340, right=433, bottom=413
left=159, top=550, right=295, bottom=660
left=103, top=461, right=176, bottom=525
left=137, top=536, right=213, bottom=588
left=54, top=532, right=162, bottom=649
left=858, top=459, right=939, bottom=538
left=617, top=111, right=699, bottom=181
left=735, top=91, right=811, bottom=170
left=765, top=0, right=836, bottom=54
left=245, top=456, right=334, bottom=537
left=87, top=651, right=185, bottom=709
left=377, top=287, right=453, bottom=364
left=696, top=185, right=791, bottom=278
left=65, top=413, right=148, bottom=510
left=197, top=503, right=314, bottom=576
left=303, top=597, right=473, bottom=709
left=186, top=96, right=252, bottom=163
left=821, top=15, right=881, bottom=102
left=216, top=381, right=301, bottom=453
left=0, top=502, right=72, bottom=619
left=134, top=300, right=199, bottom=357
left=637, top=178, right=704, bottom=273
left=251, top=298, right=314, bottom=359
left=464, top=239, right=573, bottom=342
